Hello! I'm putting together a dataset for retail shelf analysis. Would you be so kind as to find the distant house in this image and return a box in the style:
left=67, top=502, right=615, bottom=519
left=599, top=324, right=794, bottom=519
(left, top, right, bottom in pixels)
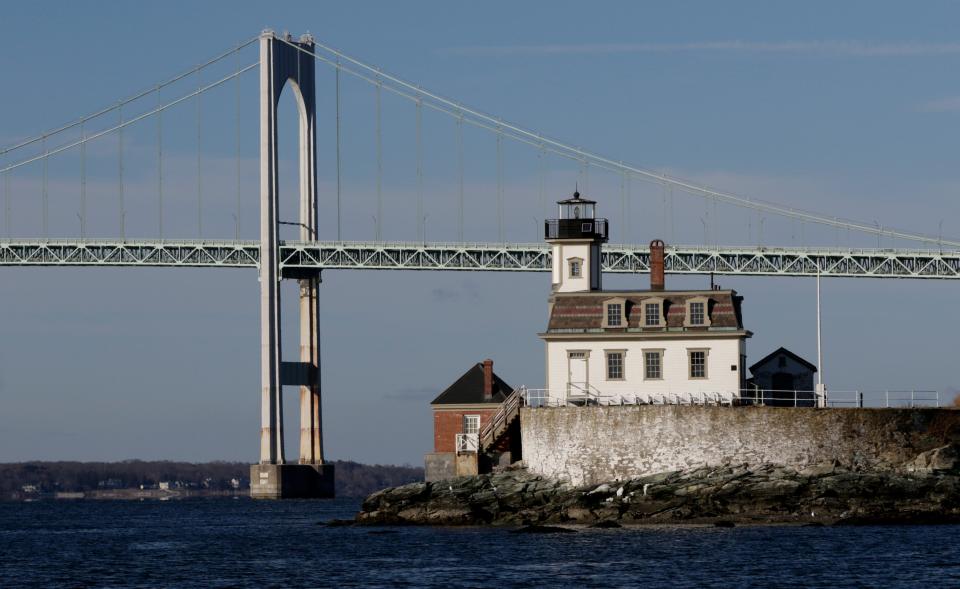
left=424, top=359, right=520, bottom=481
left=748, top=347, right=818, bottom=407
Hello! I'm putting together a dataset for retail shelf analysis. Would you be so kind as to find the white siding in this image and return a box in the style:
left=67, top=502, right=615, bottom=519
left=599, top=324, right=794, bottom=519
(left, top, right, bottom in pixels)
left=551, top=241, right=593, bottom=292
left=545, top=337, right=744, bottom=404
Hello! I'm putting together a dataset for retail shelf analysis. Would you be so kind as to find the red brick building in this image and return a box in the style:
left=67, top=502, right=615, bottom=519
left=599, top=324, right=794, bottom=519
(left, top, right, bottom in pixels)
left=424, top=359, right=514, bottom=481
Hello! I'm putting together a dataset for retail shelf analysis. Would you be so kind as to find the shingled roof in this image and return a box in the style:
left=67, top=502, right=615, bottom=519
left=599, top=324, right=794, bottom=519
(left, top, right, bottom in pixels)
left=544, top=290, right=745, bottom=333
left=430, top=363, right=514, bottom=405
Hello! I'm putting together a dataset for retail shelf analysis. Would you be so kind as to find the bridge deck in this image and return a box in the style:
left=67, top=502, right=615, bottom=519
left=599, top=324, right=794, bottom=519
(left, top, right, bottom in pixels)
left=1, top=239, right=959, bottom=278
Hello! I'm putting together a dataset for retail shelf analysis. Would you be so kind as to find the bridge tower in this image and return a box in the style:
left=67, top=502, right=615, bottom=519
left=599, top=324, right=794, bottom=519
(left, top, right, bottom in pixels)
left=250, top=30, right=334, bottom=499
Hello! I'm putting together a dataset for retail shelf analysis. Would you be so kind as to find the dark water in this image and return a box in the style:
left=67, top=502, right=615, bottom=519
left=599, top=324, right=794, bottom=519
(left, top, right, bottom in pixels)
left=1, top=499, right=958, bottom=588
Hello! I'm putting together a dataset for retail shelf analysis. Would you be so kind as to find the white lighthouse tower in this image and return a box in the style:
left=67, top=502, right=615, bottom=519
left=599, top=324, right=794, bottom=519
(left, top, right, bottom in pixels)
left=544, top=191, right=609, bottom=292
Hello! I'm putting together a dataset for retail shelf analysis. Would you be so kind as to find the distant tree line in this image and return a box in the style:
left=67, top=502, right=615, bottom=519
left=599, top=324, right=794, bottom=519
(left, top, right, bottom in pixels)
left=0, top=460, right=423, bottom=498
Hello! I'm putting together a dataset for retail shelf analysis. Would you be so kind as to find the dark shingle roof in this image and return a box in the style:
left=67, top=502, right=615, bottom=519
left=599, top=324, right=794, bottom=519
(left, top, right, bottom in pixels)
left=545, top=290, right=745, bottom=332
left=430, top=363, right=513, bottom=405
left=749, top=347, right=818, bottom=373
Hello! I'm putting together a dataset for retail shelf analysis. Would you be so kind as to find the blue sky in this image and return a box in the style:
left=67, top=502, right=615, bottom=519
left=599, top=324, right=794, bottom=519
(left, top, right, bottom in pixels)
left=2, top=1, right=960, bottom=465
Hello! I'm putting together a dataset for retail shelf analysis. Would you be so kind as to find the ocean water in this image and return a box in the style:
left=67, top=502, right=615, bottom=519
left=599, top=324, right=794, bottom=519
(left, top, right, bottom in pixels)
left=0, top=499, right=958, bottom=588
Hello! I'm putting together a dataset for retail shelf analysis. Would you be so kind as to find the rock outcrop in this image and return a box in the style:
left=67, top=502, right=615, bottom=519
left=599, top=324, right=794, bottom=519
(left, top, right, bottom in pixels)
left=357, top=451, right=960, bottom=526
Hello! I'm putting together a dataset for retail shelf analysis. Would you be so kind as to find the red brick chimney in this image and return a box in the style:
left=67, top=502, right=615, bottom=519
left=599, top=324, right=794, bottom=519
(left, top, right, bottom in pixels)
left=650, top=239, right=665, bottom=291
left=482, top=359, right=494, bottom=400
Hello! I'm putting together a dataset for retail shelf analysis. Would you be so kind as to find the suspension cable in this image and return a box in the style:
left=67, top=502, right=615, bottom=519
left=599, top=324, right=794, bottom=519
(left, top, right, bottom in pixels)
left=197, top=69, right=203, bottom=239
left=119, top=104, right=125, bottom=241
left=157, top=86, right=164, bottom=240
left=335, top=59, right=342, bottom=241
left=456, top=114, right=464, bottom=242
left=41, top=135, right=48, bottom=237
left=416, top=98, right=423, bottom=241
left=278, top=37, right=959, bottom=249
left=376, top=79, right=383, bottom=241
left=0, top=64, right=257, bottom=175
left=236, top=44, right=242, bottom=241
left=80, top=121, right=86, bottom=239
left=496, top=126, right=503, bottom=242
left=0, top=37, right=258, bottom=157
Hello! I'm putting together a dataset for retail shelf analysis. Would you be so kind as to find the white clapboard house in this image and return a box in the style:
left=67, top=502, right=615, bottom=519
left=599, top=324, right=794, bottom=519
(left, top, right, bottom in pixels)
left=535, top=192, right=752, bottom=406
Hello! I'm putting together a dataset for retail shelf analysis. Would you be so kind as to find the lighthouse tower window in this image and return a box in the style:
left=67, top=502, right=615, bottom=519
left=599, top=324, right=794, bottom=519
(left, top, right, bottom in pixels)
left=568, top=258, right=582, bottom=278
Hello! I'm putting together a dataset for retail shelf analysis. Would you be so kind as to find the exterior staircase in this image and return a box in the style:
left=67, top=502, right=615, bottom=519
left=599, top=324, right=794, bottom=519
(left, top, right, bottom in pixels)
left=479, top=386, right=524, bottom=454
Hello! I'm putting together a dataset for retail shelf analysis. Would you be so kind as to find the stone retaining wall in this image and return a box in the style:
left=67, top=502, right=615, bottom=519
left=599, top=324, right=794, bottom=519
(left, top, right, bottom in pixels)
left=520, top=405, right=960, bottom=486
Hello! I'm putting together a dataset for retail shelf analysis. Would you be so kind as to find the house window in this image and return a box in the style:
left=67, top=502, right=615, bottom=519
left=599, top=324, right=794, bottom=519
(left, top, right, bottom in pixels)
left=689, top=350, right=707, bottom=379
left=644, top=303, right=661, bottom=326
left=606, top=303, right=623, bottom=327
left=606, top=351, right=624, bottom=380
left=689, top=301, right=705, bottom=325
left=568, top=259, right=582, bottom=278
left=462, top=415, right=480, bottom=434
left=644, top=350, right=663, bottom=380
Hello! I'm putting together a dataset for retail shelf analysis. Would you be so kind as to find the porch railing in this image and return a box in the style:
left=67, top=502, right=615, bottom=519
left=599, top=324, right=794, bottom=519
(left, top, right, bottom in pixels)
left=455, top=433, right=478, bottom=454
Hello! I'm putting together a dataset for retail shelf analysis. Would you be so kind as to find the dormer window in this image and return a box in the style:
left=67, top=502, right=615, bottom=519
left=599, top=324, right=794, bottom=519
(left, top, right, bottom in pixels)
left=568, top=258, right=582, bottom=278
left=602, top=297, right=626, bottom=328
left=643, top=298, right=665, bottom=327
left=690, top=302, right=705, bottom=325
left=684, top=297, right=712, bottom=327
left=607, top=304, right=622, bottom=326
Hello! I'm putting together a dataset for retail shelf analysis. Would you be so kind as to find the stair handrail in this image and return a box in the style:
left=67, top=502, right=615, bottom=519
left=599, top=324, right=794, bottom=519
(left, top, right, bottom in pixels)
left=479, top=386, right=524, bottom=450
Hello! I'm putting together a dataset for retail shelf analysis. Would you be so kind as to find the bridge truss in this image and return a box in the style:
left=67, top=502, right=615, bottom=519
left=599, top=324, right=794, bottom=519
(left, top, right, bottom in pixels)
left=3, top=239, right=960, bottom=278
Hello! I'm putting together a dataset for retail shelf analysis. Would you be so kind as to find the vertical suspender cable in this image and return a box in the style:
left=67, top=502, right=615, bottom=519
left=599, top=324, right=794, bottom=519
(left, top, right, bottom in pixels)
left=42, top=135, right=48, bottom=237
left=197, top=70, right=203, bottom=239
left=335, top=60, right=342, bottom=241
left=2, top=152, right=8, bottom=237
left=626, top=173, right=632, bottom=242
left=376, top=80, right=383, bottom=241
left=584, top=160, right=590, bottom=196
left=119, top=104, right=125, bottom=241
left=620, top=165, right=627, bottom=243
left=235, top=45, right=242, bottom=240
left=456, top=114, right=464, bottom=242
left=538, top=144, right=545, bottom=223
left=497, top=128, right=505, bottom=241
left=416, top=98, right=423, bottom=241
left=669, top=184, right=675, bottom=243
left=157, top=86, right=164, bottom=240
left=80, top=121, right=86, bottom=238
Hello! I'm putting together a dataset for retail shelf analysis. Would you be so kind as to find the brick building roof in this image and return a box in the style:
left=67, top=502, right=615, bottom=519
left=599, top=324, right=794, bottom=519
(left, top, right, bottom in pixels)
left=544, top=289, right=745, bottom=333
left=430, top=363, right=514, bottom=405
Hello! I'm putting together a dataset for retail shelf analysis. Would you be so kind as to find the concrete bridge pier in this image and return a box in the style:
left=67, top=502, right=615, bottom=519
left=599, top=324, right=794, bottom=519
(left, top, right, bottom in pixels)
left=250, top=29, right=334, bottom=499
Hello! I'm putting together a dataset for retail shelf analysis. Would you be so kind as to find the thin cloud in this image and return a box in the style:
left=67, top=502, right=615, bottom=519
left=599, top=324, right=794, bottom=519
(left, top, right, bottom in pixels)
left=443, top=40, right=960, bottom=58
left=916, top=96, right=960, bottom=112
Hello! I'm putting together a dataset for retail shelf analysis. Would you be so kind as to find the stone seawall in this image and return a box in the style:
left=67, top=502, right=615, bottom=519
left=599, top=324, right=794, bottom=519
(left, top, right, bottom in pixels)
left=521, top=405, right=960, bottom=486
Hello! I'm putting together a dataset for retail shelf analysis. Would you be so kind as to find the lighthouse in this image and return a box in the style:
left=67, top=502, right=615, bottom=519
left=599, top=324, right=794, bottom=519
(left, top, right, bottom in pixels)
left=544, top=191, right=609, bottom=292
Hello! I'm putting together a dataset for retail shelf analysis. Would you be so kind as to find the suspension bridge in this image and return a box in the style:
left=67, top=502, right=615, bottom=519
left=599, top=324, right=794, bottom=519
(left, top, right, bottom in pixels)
left=1, top=30, right=956, bottom=497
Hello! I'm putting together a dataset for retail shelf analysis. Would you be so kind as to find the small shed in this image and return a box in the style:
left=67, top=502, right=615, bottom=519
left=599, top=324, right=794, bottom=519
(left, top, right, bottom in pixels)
left=748, top=347, right=818, bottom=407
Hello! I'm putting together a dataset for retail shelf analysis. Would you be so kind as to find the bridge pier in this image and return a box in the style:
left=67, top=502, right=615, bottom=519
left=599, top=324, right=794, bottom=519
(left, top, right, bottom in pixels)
left=251, top=30, right=333, bottom=499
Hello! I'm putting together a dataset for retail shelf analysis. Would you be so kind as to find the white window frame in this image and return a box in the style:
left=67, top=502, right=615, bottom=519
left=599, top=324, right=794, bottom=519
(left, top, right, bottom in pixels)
left=643, top=349, right=664, bottom=380
left=602, top=297, right=627, bottom=328
left=568, top=257, right=583, bottom=278
left=605, top=350, right=626, bottom=381
left=688, top=348, right=709, bottom=379
left=684, top=297, right=712, bottom=327
left=462, top=414, right=480, bottom=435
left=643, top=297, right=665, bottom=328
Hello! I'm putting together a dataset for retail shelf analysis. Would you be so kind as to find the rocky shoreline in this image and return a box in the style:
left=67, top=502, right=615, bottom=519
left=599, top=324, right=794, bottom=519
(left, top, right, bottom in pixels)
left=356, top=445, right=960, bottom=527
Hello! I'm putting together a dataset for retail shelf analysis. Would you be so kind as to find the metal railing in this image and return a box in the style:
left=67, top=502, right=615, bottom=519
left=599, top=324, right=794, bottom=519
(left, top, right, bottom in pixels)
left=521, top=387, right=942, bottom=409
left=478, top=387, right=523, bottom=451
left=455, top=433, right=478, bottom=454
